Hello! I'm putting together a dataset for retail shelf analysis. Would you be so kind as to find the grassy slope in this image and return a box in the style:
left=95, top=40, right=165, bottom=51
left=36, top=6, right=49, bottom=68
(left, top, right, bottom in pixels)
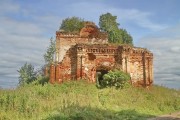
left=0, top=81, right=180, bottom=120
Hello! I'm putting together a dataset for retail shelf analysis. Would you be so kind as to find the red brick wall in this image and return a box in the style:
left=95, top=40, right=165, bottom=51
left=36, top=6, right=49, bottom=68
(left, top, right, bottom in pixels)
left=50, top=64, right=55, bottom=84
left=50, top=32, right=153, bottom=87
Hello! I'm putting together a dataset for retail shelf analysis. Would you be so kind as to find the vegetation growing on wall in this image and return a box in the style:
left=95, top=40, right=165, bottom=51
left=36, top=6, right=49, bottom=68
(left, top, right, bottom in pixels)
left=59, top=13, right=133, bottom=45
left=59, top=17, right=84, bottom=34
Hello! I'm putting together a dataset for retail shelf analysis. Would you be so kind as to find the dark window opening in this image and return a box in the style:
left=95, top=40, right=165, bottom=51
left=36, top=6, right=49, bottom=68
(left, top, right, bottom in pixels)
left=88, top=53, right=96, bottom=60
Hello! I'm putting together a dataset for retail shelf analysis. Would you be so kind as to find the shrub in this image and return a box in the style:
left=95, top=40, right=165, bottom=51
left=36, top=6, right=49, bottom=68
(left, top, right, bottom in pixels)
left=17, top=63, right=37, bottom=86
left=32, top=76, right=49, bottom=86
left=101, top=69, right=130, bottom=89
left=59, top=17, right=84, bottom=33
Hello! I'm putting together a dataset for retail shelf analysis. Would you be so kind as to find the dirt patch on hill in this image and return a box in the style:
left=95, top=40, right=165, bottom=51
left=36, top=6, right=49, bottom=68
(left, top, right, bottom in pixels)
left=148, top=111, right=180, bottom=120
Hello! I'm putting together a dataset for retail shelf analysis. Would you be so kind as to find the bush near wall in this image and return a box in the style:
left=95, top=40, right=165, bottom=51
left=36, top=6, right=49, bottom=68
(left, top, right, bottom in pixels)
left=100, top=69, right=131, bottom=89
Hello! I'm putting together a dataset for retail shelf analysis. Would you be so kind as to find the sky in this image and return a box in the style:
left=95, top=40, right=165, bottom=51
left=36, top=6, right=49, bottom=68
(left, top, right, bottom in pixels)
left=0, top=0, right=180, bottom=89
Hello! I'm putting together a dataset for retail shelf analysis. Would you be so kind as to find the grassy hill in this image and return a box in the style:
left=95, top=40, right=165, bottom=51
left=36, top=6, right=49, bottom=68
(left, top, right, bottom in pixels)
left=0, top=80, right=180, bottom=120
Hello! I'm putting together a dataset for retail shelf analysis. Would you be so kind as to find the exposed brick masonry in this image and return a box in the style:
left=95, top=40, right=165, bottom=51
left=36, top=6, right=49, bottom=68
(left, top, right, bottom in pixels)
left=49, top=24, right=153, bottom=87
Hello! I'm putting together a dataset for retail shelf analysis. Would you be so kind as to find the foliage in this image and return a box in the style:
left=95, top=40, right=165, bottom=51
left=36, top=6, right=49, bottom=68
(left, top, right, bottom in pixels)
left=59, top=17, right=84, bottom=33
left=121, top=28, right=133, bottom=45
left=43, top=37, right=56, bottom=65
left=99, top=12, right=119, bottom=32
left=44, top=106, right=154, bottom=120
left=101, top=70, right=131, bottom=89
left=17, top=37, right=54, bottom=87
left=17, top=63, right=37, bottom=86
left=108, top=28, right=123, bottom=43
left=18, top=37, right=54, bottom=86
left=31, top=75, right=49, bottom=86
left=99, top=12, right=133, bottom=45
left=0, top=81, right=180, bottom=120
left=59, top=14, right=133, bottom=44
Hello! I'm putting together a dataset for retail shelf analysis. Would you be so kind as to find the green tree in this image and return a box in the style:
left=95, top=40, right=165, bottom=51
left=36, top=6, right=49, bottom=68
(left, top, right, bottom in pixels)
left=44, top=37, right=56, bottom=65
left=99, top=13, right=120, bottom=44
left=99, top=12, right=119, bottom=32
left=120, top=29, right=133, bottom=45
left=60, top=17, right=84, bottom=33
left=109, top=28, right=123, bottom=43
left=99, top=13, right=133, bottom=45
left=18, top=63, right=37, bottom=86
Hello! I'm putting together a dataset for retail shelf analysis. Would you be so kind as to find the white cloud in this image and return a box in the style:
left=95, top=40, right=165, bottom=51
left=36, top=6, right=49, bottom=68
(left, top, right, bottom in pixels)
left=33, top=15, right=62, bottom=30
left=170, top=46, right=180, bottom=53
left=110, top=8, right=168, bottom=31
left=0, top=17, right=44, bottom=36
left=0, top=1, right=52, bottom=88
left=0, top=0, right=20, bottom=15
left=69, top=2, right=168, bottom=31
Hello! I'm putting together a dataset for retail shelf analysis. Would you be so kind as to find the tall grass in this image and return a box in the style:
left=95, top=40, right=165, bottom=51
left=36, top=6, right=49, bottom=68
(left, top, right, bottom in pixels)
left=0, top=80, right=180, bottom=120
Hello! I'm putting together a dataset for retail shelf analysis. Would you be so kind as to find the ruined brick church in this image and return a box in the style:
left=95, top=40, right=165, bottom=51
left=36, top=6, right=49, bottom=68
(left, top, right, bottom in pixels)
left=49, top=22, right=153, bottom=87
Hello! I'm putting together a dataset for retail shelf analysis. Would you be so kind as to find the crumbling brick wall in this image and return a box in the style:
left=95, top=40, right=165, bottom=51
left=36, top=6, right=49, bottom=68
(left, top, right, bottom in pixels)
left=50, top=27, right=153, bottom=87
left=120, top=46, right=153, bottom=86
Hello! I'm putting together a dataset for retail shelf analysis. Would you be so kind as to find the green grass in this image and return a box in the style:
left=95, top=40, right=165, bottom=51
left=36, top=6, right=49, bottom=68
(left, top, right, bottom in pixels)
left=0, top=80, right=180, bottom=120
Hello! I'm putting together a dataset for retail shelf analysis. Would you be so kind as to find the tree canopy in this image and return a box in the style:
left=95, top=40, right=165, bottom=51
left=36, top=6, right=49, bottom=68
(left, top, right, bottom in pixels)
left=99, top=13, right=133, bottom=45
left=59, top=13, right=133, bottom=45
left=99, top=13, right=119, bottom=32
left=18, top=63, right=37, bottom=86
left=59, top=17, right=84, bottom=33
left=121, top=29, right=133, bottom=45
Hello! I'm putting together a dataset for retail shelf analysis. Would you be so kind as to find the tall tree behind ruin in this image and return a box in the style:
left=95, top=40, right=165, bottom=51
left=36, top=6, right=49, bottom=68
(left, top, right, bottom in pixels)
left=99, top=13, right=133, bottom=45
left=43, top=37, right=56, bottom=66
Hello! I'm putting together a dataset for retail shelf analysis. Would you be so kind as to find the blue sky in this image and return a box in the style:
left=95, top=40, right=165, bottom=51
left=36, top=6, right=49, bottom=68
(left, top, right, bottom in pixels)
left=0, top=0, right=180, bottom=89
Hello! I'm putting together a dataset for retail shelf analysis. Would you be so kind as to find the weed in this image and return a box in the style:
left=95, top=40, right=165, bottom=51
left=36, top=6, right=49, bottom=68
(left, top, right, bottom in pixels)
left=0, top=81, right=179, bottom=119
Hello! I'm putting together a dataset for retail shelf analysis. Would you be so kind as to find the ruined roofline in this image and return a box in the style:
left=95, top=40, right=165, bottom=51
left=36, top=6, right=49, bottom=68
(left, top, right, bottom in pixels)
left=75, top=43, right=118, bottom=48
left=56, top=30, right=108, bottom=38
left=75, top=43, right=153, bottom=54
left=132, top=45, right=153, bottom=54
left=133, top=47, right=152, bottom=54
left=74, top=43, right=142, bottom=49
left=56, top=31, right=80, bottom=38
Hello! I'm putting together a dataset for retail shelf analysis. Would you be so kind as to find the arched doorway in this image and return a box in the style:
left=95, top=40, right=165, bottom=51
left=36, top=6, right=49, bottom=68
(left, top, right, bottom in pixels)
left=96, top=65, right=110, bottom=86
